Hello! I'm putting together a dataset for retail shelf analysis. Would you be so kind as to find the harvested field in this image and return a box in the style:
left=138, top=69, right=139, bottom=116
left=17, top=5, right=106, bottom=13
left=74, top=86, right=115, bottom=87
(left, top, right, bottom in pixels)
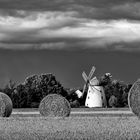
left=0, top=108, right=139, bottom=139
left=0, top=115, right=140, bottom=140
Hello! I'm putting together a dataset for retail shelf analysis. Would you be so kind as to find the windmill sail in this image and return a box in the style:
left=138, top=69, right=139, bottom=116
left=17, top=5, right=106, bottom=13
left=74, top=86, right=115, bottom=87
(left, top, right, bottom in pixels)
left=82, top=71, right=88, bottom=83
left=82, top=71, right=89, bottom=94
left=88, top=66, right=96, bottom=80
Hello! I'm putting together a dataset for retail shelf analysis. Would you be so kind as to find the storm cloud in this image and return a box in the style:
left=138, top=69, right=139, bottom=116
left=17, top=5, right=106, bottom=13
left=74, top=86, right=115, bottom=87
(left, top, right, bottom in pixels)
left=0, top=0, right=140, bottom=51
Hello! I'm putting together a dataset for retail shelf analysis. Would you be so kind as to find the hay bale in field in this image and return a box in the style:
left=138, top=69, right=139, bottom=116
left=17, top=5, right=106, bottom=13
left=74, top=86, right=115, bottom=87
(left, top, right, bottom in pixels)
left=0, top=92, right=13, bottom=117
left=128, top=79, right=140, bottom=117
left=39, top=94, right=71, bottom=117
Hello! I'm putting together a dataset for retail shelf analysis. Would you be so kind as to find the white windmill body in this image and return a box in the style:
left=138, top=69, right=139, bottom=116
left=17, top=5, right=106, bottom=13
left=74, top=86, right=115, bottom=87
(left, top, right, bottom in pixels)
left=82, top=66, right=106, bottom=108
left=85, top=84, right=104, bottom=108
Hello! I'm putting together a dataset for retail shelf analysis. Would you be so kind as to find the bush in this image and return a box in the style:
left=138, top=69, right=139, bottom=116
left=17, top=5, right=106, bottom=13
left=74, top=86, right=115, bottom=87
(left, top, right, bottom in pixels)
left=70, top=100, right=80, bottom=108
left=108, top=95, right=118, bottom=108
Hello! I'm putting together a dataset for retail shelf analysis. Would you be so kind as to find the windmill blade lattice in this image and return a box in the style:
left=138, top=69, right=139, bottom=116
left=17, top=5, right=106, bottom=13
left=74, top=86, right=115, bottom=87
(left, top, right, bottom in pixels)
left=88, top=66, right=96, bottom=80
left=82, top=71, right=88, bottom=83
left=82, top=66, right=96, bottom=94
left=82, top=84, right=87, bottom=95
left=82, top=72, right=88, bottom=94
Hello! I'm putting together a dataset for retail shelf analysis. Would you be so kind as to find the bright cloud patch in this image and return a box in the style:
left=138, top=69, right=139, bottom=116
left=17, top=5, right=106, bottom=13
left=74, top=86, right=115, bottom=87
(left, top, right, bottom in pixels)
left=0, top=10, right=140, bottom=51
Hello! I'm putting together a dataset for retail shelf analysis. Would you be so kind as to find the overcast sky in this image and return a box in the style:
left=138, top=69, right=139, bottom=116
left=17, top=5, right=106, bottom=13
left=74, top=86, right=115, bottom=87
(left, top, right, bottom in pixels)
left=0, top=0, right=140, bottom=88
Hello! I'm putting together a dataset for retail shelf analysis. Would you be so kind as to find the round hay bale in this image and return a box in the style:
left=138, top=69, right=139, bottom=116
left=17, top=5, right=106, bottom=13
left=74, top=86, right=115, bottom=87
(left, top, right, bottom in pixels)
left=39, top=94, right=71, bottom=117
left=0, top=92, right=13, bottom=117
left=128, top=79, right=140, bottom=117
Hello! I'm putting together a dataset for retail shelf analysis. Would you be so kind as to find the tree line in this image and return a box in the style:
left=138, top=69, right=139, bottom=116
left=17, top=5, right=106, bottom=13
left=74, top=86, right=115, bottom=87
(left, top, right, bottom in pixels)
left=0, top=73, right=132, bottom=108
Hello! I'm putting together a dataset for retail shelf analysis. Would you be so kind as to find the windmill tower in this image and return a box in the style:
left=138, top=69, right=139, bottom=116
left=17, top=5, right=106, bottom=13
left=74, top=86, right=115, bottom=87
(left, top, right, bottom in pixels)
left=82, top=66, right=107, bottom=108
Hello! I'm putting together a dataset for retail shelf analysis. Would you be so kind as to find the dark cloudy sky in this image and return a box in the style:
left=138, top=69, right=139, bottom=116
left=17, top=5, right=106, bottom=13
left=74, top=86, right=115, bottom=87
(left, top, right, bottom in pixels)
left=0, top=0, right=140, bottom=88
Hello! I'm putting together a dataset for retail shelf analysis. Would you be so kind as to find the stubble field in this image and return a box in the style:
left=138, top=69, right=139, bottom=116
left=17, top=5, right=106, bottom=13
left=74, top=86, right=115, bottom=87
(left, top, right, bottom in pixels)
left=0, top=108, right=139, bottom=140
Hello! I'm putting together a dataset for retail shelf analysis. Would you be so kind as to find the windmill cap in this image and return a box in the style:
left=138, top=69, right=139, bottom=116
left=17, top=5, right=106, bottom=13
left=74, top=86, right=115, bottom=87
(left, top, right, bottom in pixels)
left=90, top=77, right=99, bottom=86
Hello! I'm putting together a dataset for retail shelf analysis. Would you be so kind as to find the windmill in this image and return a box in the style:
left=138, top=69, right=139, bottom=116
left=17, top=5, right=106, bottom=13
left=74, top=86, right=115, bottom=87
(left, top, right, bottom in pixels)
left=82, top=66, right=107, bottom=108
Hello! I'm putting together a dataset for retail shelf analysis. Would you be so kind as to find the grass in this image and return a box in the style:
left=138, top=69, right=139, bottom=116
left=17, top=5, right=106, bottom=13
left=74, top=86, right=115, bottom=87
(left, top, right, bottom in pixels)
left=0, top=115, right=140, bottom=140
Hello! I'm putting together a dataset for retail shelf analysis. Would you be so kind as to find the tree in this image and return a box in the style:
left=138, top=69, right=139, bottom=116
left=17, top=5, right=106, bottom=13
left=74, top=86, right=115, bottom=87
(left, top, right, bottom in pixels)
left=2, top=80, right=16, bottom=105
left=99, top=73, right=113, bottom=107
left=122, top=84, right=132, bottom=107
left=9, top=74, right=68, bottom=108
left=99, top=73, right=131, bottom=107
